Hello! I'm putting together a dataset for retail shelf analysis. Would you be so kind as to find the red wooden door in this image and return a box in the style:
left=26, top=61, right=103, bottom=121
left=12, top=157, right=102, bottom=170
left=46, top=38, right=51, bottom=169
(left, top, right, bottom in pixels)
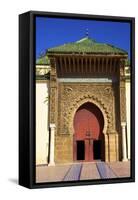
left=73, top=102, right=104, bottom=162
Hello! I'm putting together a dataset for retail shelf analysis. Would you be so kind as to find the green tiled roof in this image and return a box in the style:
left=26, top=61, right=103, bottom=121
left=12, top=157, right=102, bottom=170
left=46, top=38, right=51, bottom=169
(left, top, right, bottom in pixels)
left=36, top=54, right=50, bottom=65
left=125, top=59, right=130, bottom=66
left=47, top=37, right=128, bottom=55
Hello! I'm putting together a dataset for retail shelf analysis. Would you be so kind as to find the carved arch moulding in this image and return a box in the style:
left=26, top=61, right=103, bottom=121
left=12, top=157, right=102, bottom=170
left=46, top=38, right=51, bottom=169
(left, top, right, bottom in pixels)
left=62, top=94, right=111, bottom=135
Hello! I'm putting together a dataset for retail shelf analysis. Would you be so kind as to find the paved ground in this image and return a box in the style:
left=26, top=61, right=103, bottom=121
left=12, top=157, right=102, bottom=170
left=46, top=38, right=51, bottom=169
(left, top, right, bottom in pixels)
left=36, top=161, right=130, bottom=183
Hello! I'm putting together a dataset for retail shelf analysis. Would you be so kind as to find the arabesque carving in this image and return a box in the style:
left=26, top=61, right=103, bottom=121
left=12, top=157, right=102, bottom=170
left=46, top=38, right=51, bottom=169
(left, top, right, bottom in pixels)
left=57, top=83, right=116, bottom=135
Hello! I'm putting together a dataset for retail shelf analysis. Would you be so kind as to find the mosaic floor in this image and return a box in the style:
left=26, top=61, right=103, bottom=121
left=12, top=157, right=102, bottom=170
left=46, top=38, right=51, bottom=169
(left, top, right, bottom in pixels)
left=36, top=161, right=130, bottom=183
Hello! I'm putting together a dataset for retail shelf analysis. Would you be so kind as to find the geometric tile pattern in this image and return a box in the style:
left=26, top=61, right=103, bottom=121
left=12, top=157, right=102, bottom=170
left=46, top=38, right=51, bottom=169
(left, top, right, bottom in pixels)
left=63, top=163, right=82, bottom=181
left=96, top=162, right=117, bottom=179
left=36, top=161, right=130, bottom=183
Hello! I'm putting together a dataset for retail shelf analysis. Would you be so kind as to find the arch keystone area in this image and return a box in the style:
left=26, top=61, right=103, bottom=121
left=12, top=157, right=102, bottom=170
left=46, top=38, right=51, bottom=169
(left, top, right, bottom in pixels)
left=68, top=95, right=109, bottom=135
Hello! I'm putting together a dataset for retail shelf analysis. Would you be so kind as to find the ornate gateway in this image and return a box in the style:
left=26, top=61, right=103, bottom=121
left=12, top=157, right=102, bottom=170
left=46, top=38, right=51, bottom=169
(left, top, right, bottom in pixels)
left=46, top=36, right=128, bottom=164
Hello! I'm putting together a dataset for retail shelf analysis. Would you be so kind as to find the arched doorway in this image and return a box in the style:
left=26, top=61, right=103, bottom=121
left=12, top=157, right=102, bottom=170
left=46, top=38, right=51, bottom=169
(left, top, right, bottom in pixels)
left=73, top=102, right=105, bottom=162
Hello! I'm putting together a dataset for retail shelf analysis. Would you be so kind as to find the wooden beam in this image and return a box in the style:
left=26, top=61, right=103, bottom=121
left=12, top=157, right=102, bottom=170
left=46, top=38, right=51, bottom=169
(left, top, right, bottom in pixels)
left=106, top=58, right=109, bottom=73
left=59, top=57, right=63, bottom=76
left=110, top=58, right=113, bottom=73
left=97, top=57, right=100, bottom=73
left=101, top=57, right=104, bottom=73
left=48, top=53, right=128, bottom=59
left=89, top=58, right=92, bottom=73
left=77, top=58, right=80, bottom=74
left=68, top=56, right=71, bottom=73
left=72, top=56, right=75, bottom=73
left=85, top=57, right=87, bottom=73
left=93, top=57, right=96, bottom=73
left=113, top=58, right=117, bottom=73
left=81, top=57, right=83, bottom=73
left=64, top=57, right=67, bottom=73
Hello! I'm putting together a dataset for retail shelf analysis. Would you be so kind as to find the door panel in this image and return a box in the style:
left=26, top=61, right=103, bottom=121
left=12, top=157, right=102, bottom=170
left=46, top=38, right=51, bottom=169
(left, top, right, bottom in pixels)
left=93, top=140, right=101, bottom=160
left=85, top=139, right=93, bottom=161
left=77, top=141, right=85, bottom=160
left=73, top=102, right=104, bottom=162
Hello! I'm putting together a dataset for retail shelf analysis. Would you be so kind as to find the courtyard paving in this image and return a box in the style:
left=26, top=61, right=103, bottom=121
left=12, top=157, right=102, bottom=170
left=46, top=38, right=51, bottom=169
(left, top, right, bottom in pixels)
left=36, top=161, right=130, bottom=183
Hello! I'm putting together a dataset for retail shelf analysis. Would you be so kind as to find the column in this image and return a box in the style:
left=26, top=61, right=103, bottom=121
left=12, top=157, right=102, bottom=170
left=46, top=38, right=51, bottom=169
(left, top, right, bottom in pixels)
left=126, top=79, right=131, bottom=160
left=48, top=123, right=56, bottom=166
left=121, top=122, right=128, bottom=161
left=104, top=133, right=109, bottom=162
left=119, top=59, right=128, bottom=162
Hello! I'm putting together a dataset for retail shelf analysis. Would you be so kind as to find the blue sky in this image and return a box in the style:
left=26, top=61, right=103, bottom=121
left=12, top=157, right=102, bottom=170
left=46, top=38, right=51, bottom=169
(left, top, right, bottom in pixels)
left=36, top=17, right=130, bottom=59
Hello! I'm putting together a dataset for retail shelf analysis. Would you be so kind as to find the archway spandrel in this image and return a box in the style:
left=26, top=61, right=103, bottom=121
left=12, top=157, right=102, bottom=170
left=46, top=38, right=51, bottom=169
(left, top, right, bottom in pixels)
left=70, top=96, right=108, bottom=134
left=58, top=83, right=115, bottom=135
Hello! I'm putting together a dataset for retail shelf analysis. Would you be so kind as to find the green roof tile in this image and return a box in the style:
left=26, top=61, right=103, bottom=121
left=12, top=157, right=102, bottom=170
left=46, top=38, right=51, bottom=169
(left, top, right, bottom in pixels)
left=47, top=37, right=128, bottom=55
left=125, top=59, right=130, bottom=66
left=36, top=54, right=50, bottom=65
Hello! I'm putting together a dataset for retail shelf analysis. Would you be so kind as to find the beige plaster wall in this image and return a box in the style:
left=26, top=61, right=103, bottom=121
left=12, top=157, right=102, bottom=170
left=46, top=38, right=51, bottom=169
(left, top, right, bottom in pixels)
left=36, top=81, right=49, bottom=165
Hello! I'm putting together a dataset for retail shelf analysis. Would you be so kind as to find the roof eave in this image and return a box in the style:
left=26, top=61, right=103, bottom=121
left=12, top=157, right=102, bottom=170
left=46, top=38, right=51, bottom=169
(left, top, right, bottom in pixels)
left=47, top=52, right=128, bottom=57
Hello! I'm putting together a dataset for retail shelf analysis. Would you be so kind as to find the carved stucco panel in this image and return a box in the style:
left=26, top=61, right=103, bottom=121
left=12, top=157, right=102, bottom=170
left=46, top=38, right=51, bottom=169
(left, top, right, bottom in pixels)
left=58, top=83, right=115, bottom=135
